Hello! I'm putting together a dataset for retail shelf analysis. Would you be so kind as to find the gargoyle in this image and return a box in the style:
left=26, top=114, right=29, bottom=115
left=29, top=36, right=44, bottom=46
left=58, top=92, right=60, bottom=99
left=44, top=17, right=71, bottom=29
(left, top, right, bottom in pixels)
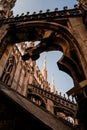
left=22, top=32, right=56, bottom=61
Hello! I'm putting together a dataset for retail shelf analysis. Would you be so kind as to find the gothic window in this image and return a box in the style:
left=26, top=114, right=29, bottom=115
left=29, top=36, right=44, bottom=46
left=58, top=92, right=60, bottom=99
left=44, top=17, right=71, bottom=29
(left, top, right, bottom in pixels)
left=0, top=71, right=5, bottom=81
left=7, top=64, right=13, bottom=73
left=1, top=55, right=16, bottom=86
left=19, top=69, right=25, bottom=87
left=5, top=61, right=9, bottom=71
left=4, top=74, right=10, bottom=85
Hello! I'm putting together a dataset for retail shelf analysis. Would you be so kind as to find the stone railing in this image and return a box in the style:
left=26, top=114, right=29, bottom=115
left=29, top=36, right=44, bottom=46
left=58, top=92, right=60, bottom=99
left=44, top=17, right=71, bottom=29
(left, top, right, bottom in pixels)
left=28, top=84, right=77, bottom=114
left=0, top=7, right=82, bottom=25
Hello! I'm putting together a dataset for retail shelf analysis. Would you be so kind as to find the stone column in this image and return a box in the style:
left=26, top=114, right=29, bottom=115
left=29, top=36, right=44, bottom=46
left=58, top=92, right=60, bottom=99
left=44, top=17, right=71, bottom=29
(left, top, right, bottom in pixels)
left=68, top=80, right=87, bottom=130
left=76, top=81, right=87, bottom=130
left=0, top=44, right=13, bottom=77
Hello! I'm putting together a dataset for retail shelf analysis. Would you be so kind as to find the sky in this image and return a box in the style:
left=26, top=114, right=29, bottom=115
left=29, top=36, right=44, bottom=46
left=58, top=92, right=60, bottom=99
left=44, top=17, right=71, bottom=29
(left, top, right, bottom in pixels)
left=12, top=0, right=78, bottom=16
left=12, top=0, right=78, bottom=95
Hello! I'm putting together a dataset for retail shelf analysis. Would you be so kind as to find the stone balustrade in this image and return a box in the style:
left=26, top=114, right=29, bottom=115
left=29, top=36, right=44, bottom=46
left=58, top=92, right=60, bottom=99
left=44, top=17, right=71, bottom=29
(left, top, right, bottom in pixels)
left=0, top=8, right=82, bottom=25
left=28, top=84, right=77, bottom=114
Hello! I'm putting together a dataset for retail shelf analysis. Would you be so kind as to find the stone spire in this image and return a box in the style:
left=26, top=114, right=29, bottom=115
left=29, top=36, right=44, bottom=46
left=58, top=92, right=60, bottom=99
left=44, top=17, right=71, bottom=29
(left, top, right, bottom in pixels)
left=42, top=56, right=47, bottom=81
left=51, top=74, right=56, bottom=93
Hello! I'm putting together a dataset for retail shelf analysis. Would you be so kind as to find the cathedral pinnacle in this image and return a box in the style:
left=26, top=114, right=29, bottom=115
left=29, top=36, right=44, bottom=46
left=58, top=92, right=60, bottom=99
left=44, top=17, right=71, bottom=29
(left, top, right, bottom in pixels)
left=42, top=56, right=47, bottom=81
left=51, top=74, right=56, bottom=94
left=43, top=56, right=46, bottom=70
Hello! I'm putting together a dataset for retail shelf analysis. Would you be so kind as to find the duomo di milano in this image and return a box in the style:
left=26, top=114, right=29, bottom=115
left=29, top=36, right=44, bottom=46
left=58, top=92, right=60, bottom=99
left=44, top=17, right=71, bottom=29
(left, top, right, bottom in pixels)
left=0, top=0, right=87, bottom=130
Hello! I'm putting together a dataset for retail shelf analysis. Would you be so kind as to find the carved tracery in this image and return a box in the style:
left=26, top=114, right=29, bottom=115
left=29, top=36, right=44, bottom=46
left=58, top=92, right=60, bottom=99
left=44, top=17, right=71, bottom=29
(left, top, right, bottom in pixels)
left=18, top=21, right=86, bottom=88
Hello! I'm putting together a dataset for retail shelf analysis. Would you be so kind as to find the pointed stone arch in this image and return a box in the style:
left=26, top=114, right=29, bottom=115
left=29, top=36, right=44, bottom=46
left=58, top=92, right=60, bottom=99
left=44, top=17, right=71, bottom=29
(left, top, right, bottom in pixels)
left=27, top=92, right=46, bottom=108
left=54, top=105, right=75, bottom=118
left=1, top=18, right=87, bottom=130
left=1, top=21, right=87, bottom=93
left=0, top=55, right=16, bottom=86
left=16, top=21, right=86, bottom=88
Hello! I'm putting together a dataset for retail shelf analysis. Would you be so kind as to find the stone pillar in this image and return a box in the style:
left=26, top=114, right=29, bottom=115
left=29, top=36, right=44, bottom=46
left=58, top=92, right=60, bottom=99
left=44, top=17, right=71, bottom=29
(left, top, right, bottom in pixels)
left=69, top=17, right=87, bottom=79
left=75, top=81, right=87, bottom=130
left=77, top=97, right=87, bottom=130
left=46, top=99, right=54, bottom=114
left=68, top=80, right=87, bottom=130
left=0, top=24, right=13, bottom=77
left=0, top=44, right=13, bottom=77
left=22, top=72, right=29, bottom=96
left=11, top=61, right=22, bottom=90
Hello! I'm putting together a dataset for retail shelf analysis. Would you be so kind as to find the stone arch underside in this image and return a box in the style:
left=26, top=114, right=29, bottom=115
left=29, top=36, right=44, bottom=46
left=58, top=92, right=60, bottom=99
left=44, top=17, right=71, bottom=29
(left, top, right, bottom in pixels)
left=1, top=21, right=86, bottom=92
left=54, top=105, right=75, bottom=118
left=27, top=92, right=46, bottom=108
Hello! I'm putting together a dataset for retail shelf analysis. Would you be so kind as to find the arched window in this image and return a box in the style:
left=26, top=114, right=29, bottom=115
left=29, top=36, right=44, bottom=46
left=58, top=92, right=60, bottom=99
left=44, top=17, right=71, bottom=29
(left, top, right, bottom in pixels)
left=7, top=64, right=13, bottom=73
left=4, top=74, right=10, bottom=85
left=1, top=55, right=16, bottom=86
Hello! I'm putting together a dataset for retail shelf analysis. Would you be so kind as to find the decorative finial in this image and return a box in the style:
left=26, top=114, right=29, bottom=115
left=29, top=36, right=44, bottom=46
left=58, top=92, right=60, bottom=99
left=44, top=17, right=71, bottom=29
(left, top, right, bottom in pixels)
left=51, top=74, right=56, bottom=93
left=42, top=56, right=47, bottom=81
left=26, top=12, right=30, bottom=15
left=39, top=10, right=43, bottom=14
left=54, top=8, right=58, bottom=11
left=63, top=6, right=68, bottom=10
left=46, top=9, right=50, bottom=13
left=43, top=56, right=46, bottom=69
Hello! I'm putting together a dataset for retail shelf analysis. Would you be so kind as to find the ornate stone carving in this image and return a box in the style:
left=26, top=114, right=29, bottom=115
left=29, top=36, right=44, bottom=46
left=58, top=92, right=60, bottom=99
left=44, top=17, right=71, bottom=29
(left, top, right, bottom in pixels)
left=0, top=0, right=16, bottom=18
